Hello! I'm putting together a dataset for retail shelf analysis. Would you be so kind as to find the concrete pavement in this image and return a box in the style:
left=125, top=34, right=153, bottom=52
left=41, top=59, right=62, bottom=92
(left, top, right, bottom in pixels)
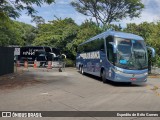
left=0, top=67, right=160, bottom=120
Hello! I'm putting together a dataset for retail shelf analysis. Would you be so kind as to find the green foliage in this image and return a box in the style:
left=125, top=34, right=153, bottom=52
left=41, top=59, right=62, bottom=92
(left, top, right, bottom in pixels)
left=0, top=20, right=35, bottom=46
left=31, top=15, right=45, bottom=25
left=68, top=19, right=102, bottom=58
left=1, top=14, right=160, bottom=67
left=33, top=18, right=79, bottom=59
left=34, top=18, right=101, bottom=60
left=0, top=0, right=54, bottom=46
left=156, top=56, right=160, bottom=67
left=14, top=21, right=36, bottom=46
left=33, top=18, right=122, bottom=60
left=64, top=58, right=75, bottom=67
left=71, top=0, right=144, bottom=26
left=0, top=13, right=14, bottom=46
left=124, top=22, right=160, bottom=66
left=0, top=0, right=55, bottom=20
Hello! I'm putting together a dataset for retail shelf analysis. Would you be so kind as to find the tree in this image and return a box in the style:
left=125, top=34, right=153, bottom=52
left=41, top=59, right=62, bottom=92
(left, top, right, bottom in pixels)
left=33, top=18, right=79, bottom=59
left=0, top=20, right=35, bottom=46
left=0, top=0, right=55, bottom=19
left=0, top=0, right=50, bottom=46
left=68, top=19, right=102, bottom=58
left=71, top=0, right=144, bottom=27
left=31, top=15, right=45, bottom=25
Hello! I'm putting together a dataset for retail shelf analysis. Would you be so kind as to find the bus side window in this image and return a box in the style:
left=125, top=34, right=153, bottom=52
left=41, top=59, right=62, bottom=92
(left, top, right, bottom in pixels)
left=106, top=36, right=114, bottom=64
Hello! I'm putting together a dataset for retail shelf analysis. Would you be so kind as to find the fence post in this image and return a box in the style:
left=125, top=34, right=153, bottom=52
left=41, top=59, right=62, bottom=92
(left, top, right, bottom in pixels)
left=47, top=61, right=52, bottom=69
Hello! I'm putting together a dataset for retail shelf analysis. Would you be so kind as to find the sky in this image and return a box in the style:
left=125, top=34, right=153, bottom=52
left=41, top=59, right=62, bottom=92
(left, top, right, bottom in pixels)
left=17, top=0, right=160, bottom=27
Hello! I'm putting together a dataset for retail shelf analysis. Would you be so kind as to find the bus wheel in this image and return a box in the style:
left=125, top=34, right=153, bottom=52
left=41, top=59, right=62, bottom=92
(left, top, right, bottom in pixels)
left=79, top=66, right=82, bottom=73
left=102, top=70, right=107, bottom=83
left=80, top=66, right=84, bottom=75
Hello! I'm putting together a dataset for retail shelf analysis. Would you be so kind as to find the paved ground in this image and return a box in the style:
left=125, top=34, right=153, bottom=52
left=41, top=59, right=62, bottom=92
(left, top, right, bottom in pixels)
left=0, top=67, right=160, bottom=120
left=152, top=68, right=160, bottom=75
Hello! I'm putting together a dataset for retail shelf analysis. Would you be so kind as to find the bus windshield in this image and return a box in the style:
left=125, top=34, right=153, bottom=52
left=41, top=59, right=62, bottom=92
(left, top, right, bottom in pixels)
left=115, top=37, right=148, bottom=70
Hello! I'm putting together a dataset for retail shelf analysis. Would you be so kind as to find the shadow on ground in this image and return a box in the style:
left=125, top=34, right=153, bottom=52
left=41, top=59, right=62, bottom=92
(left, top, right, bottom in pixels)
left=0, top=72, right=42, bottom=90
left=79, top=72, right=147, bottom=87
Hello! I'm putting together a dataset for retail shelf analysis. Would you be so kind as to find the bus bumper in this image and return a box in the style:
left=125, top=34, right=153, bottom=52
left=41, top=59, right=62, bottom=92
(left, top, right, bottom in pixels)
left=113, top=72, right=148, bottom=83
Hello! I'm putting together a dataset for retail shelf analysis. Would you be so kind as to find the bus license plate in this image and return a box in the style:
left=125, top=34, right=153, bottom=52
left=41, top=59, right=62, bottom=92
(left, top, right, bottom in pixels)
left=130, top=78, right=137, bottom=81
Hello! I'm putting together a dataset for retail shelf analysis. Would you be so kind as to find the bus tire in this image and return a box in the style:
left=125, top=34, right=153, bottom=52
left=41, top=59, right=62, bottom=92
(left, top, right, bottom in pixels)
left=80, top=66, right=84, bottom=75
left=102, top=70, right=107, bottom=83
left=79, top=66, right=82, bottom=73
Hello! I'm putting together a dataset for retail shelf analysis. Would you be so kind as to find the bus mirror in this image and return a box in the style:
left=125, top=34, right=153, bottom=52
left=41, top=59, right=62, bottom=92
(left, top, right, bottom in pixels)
left=109, top=42, right=117, bottom=53
left=51, top=53, right=56, bottom=57
left=147, top=46, right=155, bottom=57
left=61, top=54, right=66, bottom=59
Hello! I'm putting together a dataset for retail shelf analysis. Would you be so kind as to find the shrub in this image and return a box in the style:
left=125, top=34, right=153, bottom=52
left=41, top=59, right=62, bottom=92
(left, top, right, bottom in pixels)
left=64, top=58, right=75, bottom=67
left=156, top=56, right=160, bottom=67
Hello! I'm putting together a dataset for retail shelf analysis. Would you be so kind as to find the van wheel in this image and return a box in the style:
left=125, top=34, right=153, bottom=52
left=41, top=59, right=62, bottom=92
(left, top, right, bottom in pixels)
left=102, top=70, right=107, bottom=83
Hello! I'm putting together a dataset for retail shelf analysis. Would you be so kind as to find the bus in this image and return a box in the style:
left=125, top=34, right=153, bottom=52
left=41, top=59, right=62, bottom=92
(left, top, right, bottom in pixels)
left=18, top=46, right=61, bottom=66
left=76, top=30, right=155, bottom=83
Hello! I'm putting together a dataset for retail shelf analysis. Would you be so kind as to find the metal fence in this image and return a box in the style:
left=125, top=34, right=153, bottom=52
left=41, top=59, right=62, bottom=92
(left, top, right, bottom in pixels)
left=0, top=47, right=14, bottom=76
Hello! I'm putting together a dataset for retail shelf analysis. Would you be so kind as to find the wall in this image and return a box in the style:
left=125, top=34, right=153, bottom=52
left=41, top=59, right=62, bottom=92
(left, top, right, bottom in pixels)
left=0, top=47, right=14, bottom=76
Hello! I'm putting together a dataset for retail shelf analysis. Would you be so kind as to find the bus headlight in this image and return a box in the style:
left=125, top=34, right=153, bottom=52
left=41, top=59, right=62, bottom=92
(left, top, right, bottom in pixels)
left=113, top=68, right=122, bottom=74
left=114, top=69, right=121, bottom=74
left=144, top=72, right=148, bottom=76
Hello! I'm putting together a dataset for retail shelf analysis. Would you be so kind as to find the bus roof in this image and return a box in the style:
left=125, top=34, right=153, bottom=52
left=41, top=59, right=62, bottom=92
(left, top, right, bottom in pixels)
left=80, top=30, right=144, bottom=46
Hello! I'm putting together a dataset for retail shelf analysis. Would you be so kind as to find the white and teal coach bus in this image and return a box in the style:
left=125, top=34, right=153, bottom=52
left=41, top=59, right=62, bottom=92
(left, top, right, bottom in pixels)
left=76, top=30, right=155, bottom=83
